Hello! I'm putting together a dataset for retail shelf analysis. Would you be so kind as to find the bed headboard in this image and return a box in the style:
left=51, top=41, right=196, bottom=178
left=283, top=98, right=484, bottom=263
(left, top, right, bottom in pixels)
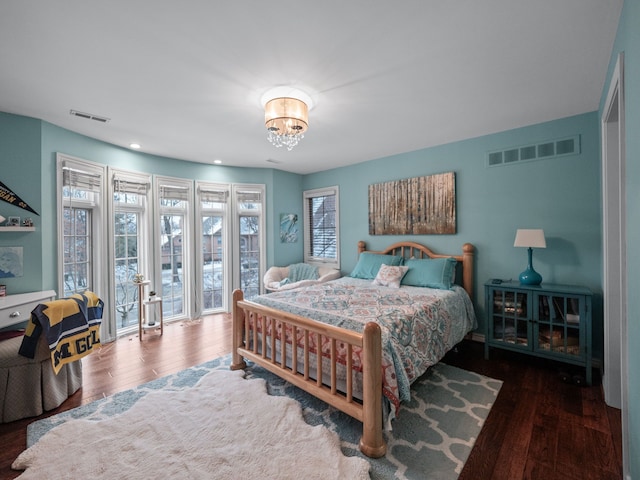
left=357, top=240, right=475, bottom=298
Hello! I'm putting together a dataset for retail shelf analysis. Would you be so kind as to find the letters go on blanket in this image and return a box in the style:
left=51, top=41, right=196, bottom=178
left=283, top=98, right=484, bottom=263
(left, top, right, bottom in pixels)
left=18, top=291, right=103, bottom=374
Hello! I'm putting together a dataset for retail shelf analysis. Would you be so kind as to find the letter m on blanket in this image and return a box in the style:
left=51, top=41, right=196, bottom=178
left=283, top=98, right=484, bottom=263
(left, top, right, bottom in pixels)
left=19, top=291, right=104, bottom=374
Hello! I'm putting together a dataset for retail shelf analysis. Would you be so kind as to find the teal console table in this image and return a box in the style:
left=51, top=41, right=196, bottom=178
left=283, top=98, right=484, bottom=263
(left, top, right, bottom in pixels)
left=484, top=281, right=593, bottom=385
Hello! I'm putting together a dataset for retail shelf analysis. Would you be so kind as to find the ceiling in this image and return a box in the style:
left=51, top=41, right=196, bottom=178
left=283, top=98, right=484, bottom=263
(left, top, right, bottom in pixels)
left=0, top=1, right=623, bottom=175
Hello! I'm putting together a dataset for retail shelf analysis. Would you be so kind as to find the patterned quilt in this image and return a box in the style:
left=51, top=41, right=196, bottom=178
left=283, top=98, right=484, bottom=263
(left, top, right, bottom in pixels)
left=250, top=277, right=477, bottom=416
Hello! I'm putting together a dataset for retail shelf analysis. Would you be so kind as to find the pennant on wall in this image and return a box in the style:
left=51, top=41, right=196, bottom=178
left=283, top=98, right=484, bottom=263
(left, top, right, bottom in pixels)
left=0, top=181, right=39, bottom=215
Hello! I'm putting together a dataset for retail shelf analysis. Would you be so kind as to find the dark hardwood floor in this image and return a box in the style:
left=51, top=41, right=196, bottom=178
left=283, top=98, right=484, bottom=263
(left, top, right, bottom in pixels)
left=445, top=342, right=622, bottom=480
left=0, top=314, right=622, bottom=480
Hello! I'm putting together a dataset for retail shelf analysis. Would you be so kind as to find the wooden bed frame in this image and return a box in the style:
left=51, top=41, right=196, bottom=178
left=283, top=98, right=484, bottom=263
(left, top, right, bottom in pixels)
left=231, top=240, right=475, bottom=458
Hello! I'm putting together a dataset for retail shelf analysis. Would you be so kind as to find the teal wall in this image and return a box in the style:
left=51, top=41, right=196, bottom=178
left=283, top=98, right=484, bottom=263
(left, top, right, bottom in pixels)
left=3, top=109, right=602, bottom=354
left=601, top=0, right=639, bottom=477
left=303, top=112, right=603, bottom=357
left=40, top=121, right=307, bottom=282
left=0, top=113, right=44, bottom=293
left=267, top=169, right=304, bottom=267
left=1, top=112, right=302, bottom=299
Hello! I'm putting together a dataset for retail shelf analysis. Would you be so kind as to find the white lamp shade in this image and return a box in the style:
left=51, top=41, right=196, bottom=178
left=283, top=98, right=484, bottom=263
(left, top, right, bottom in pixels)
left=514, top=229, right=546, bottom=248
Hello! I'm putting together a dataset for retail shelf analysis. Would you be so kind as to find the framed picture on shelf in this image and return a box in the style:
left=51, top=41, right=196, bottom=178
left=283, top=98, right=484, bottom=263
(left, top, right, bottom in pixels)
left=8, top=216, right=20, bottom=226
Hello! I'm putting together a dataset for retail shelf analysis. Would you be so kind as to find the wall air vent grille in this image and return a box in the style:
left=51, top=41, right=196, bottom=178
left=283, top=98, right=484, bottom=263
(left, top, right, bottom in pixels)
left=69, top=110, right=110, bottom=123
left=486, top=135, right=580, bottom=168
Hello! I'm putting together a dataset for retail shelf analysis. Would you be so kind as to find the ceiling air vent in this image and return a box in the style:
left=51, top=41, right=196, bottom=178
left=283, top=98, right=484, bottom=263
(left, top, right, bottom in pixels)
left=69, top=109, right=110, bottom=123
left=486, top=135, right=580, bottom=168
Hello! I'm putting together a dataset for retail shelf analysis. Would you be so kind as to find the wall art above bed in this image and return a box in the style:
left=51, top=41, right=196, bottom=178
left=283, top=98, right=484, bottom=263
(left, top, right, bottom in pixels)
left=368, top=171, right=456, bottom=235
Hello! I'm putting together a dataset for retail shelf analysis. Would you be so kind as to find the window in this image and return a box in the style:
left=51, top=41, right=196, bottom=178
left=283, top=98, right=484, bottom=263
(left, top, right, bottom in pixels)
left=156, top=177, right=192, bottom=320
left=62, top=206, right=91, bottom=296
left=196, top=182, right=230, bottom=313
left=303, top=186, right=339, bottom=269
left=57, top=155, right=107, bottom=300
left=111, top=170, right=151, bottom=332
left=232, top=185, right=265, bottom=299
left=56, top=155, right=268, bottom=340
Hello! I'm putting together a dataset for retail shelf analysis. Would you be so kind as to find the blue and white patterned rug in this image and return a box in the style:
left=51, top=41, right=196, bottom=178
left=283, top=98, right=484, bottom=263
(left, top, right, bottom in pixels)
left=28, top=356, right=501, bottom=480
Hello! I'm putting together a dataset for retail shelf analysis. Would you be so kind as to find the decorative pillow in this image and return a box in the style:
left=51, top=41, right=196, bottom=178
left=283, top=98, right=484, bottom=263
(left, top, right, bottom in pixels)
left=401, top=257, right=457, bottom=290
left=372, top=264, right=409, bottom=288
left=349, top=252, right=404, bottom=279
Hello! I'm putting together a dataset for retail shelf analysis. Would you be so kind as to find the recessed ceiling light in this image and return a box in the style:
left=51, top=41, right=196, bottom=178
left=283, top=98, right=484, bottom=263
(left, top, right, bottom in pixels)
left=129, top=143, right=141, bottom=149
left=213, top=159, right=222, bottom=164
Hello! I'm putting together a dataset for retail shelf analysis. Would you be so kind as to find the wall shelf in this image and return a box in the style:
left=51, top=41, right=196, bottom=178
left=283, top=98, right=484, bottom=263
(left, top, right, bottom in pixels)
left=0, top=226, right=35, bottom=232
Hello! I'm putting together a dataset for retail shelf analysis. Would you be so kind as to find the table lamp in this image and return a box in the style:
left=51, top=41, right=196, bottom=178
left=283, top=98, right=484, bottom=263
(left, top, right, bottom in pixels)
left=514, top=229, right=546, bottom=285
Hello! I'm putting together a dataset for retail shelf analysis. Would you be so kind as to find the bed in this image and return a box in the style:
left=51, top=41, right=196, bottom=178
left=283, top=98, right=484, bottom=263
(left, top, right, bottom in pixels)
left=231, top=240, right=476, bottom=458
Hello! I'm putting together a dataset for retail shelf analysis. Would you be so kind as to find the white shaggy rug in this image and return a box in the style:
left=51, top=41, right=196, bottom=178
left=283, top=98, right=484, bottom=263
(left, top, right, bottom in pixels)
left=13, top=369, right=370, bottom=479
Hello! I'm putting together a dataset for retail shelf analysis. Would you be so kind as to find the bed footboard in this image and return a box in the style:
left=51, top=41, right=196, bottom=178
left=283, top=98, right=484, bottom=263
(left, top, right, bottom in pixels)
left=230, top=289, right=387, bottom=458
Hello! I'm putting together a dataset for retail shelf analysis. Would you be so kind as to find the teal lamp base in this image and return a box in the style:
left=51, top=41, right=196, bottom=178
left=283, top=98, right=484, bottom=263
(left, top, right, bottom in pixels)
left=519, top=268, right=542, bottom=285
left=519, top=247, right=543, bottom=285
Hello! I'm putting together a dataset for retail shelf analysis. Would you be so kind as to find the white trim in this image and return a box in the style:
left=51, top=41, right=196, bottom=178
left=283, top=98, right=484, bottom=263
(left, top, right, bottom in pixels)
left=303, top=185, right=340, bottom=269
left=56, top=153, right=110, bottom=338
left=194, top=181, right=231, bottom=315
left=601, top=52, right=629, bottom=477
left=108, top=167, right=153, bottom=337
left=230, top=183, right=266, bottom=296
left=154, top=175, right=193, bottom=321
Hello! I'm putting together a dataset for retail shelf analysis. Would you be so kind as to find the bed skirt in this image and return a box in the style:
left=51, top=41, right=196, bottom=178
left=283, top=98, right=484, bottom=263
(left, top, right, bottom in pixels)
left=0, top=335, right=82, bottom=423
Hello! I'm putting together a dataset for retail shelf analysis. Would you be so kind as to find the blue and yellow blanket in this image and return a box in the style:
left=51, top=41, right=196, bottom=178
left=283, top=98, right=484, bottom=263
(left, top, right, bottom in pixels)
left=19, top=291, right=103, bottom=374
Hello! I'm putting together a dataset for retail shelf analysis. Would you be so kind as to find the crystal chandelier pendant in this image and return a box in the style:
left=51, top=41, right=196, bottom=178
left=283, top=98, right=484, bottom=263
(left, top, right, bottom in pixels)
left=264, top=95, right=309, bottom=151
left=267, top=128, right=304, bottom=151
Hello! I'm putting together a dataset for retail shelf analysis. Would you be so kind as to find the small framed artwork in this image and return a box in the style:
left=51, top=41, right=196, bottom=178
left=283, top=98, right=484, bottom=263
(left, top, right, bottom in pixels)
left=0, top=247, right=24, bottom=278
left=280, top=213, right=298, bottom=243
left=8, top=216, right=20, bottom=227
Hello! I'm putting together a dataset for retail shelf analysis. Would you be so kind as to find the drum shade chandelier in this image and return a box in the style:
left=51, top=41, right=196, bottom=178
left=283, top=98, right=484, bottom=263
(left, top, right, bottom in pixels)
left=262, top=88, right=312, bottom=151
left=264, top=97, right=308, bottom=150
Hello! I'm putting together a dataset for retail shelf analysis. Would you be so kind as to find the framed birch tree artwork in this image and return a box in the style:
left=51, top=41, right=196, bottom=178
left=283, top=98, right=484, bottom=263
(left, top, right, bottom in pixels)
left=368, top=172, right=456, bottom=235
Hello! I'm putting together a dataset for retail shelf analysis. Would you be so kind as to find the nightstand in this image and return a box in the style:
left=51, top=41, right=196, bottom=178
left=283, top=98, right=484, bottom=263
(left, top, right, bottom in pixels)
left=484, top=280, right=593, bottom=385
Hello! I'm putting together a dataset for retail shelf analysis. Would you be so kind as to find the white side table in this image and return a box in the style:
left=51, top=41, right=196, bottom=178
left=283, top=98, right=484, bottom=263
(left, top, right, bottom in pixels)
left=135, top=281, right=163, bottom=340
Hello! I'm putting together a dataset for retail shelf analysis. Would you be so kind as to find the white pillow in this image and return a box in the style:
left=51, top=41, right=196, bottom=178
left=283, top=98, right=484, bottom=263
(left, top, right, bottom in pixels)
left=372, top=264, right=409, bottom=289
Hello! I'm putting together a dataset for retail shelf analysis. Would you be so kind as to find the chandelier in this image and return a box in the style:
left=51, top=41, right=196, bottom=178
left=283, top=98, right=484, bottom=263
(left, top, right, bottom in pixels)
left=264, top=96, right=309, bottom=151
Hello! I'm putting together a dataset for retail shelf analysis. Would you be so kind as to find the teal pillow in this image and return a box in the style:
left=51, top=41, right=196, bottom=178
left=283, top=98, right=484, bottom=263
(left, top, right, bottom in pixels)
left=401, top=257, right=457, bottom=290
left=349, top=252, right=404, bottom=279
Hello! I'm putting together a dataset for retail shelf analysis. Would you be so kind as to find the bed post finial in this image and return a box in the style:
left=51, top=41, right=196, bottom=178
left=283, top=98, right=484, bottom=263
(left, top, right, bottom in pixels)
left=358, top=240, right=366, bottom=255
left=359, top=321, right=387, bottom=458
